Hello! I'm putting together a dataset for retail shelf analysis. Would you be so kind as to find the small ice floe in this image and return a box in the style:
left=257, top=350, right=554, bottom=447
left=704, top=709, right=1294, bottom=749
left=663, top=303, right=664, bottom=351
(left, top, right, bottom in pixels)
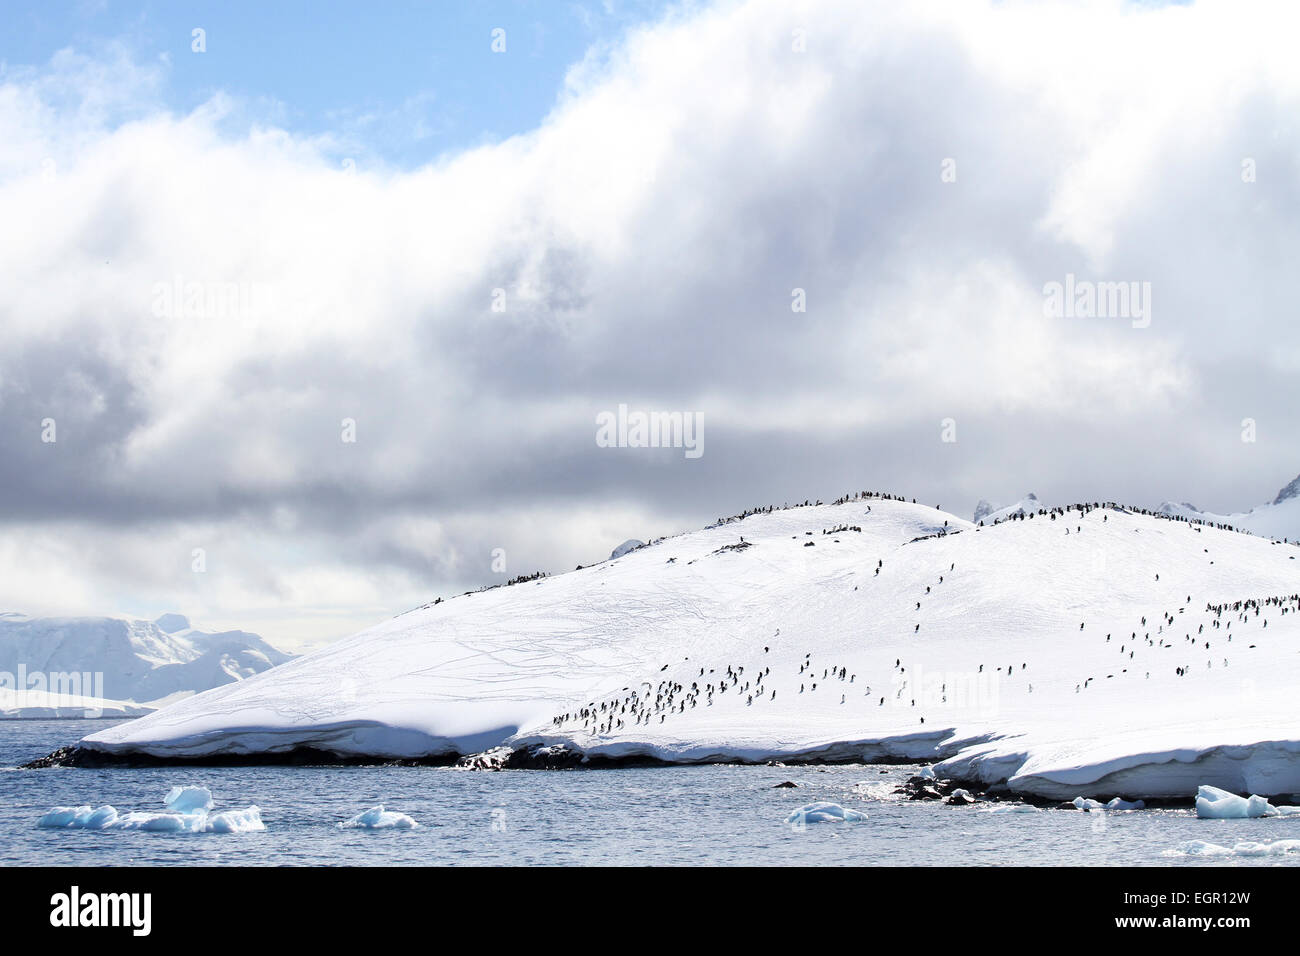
left=917, top=766, right=936, bottom=780
left=1164, top=839, right=1300, bottom=858
left=338, top=805, right=419, bottom=829
left=1106, top=797, right=1145, bottom=811
left=206, top=808, right=267, bottom=833
left=37, top=786, right=263, bottom=833
left=37, top=805, right=119, bottom=830
left=1163, top=840, right=1234, bottom=857
left=785, top=802, right=868, bottom=824
left=981, top=803, right=1041, bottom=814
left=1071, top=796, right=1144, bottom=811
left=1195, top=785, right=1300, bottom=820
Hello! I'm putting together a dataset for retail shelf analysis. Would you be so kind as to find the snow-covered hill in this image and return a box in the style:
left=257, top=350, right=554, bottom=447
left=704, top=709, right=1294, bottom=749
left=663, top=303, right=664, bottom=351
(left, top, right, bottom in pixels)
left=1158, top=473, right=1300, bottom=543
left=75, top=493, right=1300, bottom=800
left=0, top=613, right=293, bottom=717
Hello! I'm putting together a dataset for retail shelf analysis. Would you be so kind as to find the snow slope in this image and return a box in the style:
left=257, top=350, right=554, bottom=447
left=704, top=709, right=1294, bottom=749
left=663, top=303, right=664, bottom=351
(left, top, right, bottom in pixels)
left=0, top=613, right=293, bottom=717
left=1159, top=473, right=1300, bottom=543
left=80, top=495, right=1300, bottom=800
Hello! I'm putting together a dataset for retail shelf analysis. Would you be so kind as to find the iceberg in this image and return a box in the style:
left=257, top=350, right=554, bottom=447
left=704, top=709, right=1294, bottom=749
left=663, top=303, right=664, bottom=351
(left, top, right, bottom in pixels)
left=1071, top=796, right=1144, bottom=811
left=338, top=806, right=419, bottom=829
left=1165, top=839, right=1300, bottom=857
left=1195, top=784, right=1299, bottom=819
left=1105, top=797, right=1145, bottom=811
left=785, top=802, right=868, bottom=824
left=1163, top=840, right=1234, bottom=857
left=982, top=803, right=1041, bottom=814
left=36, top=787, right=263, bottom=833
left=38, top=806, right=92, bottom=828
left=164, top=785, right=214, bottom=813
left=207, top=807, right=267, bottom=833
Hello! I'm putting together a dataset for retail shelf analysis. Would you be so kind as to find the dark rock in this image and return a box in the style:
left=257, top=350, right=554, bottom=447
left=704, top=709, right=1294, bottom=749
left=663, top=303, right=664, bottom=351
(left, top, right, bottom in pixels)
left=894, top=773, right=971, bottom=801
left=458, top=744, right=588, bottom=770
left=23, top=744, right=460, bottom=769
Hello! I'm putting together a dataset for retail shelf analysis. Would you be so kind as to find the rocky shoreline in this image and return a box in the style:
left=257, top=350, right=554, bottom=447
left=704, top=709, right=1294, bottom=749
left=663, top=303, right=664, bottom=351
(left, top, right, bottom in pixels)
left=22, top=742, right=1206, bottom=810
left=17, top=742, right=1184, bottom=807
left=25, top=741, right=933, bottom=771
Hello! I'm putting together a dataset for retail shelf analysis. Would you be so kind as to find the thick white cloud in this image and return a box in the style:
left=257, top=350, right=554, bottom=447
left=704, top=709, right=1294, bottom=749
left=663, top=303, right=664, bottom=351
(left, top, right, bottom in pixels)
left=1, top=0, right=1298, bottom=648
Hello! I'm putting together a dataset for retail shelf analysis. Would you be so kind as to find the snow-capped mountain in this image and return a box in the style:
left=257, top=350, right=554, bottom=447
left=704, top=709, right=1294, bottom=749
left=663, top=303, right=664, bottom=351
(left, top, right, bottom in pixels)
left=972, top=493, right=1040, bottom=524
left=0, top=613, right=293, bottom=717
left=1158, top=473, right=1300, bottom=543
left=78, top=493, right=1300, bottom=801
left=610, top=539, right=645, bottom=560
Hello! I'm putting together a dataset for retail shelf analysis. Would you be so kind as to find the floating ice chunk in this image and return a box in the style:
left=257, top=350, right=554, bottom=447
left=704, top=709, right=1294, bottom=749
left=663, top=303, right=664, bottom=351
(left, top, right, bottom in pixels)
left=37, top=788, right=260, bottom=834
left=1231, top=840, right=1300, bottom=856
left=785, top=802, right=868, bottom=824
left=74, top=805, right=119, bottom=829
left=917, top=766, right=936, bottom=780
left=208, top=807, right=265, bottom=833
left=1196, top=785, right=1286, bottom=819
left=1073, top=795, right=1145, bottom=811
left=982, top=803, right=1041, bottom=813
left=1164, top=840, right=1233, bottom=857
left=1165, top=839, right=1300, bottom=858
left=164, top=786, right=214, bottom=813
left=1106, top=797, right=1145, bottom=811
left=338, top=806, right=419, bottom=829
left=37, top=806, right=92, bottom=828
left=1196, top=785, right=1257, bottom=819
left=113, top=811, right=197, bottom=833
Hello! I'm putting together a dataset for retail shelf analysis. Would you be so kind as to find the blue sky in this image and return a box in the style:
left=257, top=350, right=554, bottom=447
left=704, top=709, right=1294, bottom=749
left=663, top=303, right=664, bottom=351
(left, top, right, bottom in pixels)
left=3, top=0, right=675, bottom=165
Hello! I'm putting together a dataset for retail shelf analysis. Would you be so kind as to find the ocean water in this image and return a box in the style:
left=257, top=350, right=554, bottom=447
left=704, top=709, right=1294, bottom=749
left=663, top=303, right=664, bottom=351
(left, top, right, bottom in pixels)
left=2, top=720, right=1298, bottom=866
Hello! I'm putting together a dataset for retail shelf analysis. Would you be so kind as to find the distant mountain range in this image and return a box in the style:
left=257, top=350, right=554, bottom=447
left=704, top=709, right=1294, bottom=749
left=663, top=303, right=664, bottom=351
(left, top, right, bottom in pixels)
left=0, top=613, right=292, bottom=717
left=973, top=473, right=1300, bottom=543
left=1157, top=473, right=1300, bottom=542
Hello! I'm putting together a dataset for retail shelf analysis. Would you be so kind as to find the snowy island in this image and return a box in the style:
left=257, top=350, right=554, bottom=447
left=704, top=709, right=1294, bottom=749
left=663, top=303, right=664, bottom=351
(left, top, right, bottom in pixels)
left=34, top=482, right=1300, bottom=802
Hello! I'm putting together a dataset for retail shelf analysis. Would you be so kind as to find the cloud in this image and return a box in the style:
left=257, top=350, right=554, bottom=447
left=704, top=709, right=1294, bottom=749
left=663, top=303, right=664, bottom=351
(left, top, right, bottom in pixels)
left=1, top=0, right=1298, bottom=647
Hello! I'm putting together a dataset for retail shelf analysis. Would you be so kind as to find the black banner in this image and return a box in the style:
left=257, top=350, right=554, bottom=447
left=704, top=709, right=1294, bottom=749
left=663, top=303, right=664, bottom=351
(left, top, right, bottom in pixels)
left=0, top=866, right=1278, bottom=941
